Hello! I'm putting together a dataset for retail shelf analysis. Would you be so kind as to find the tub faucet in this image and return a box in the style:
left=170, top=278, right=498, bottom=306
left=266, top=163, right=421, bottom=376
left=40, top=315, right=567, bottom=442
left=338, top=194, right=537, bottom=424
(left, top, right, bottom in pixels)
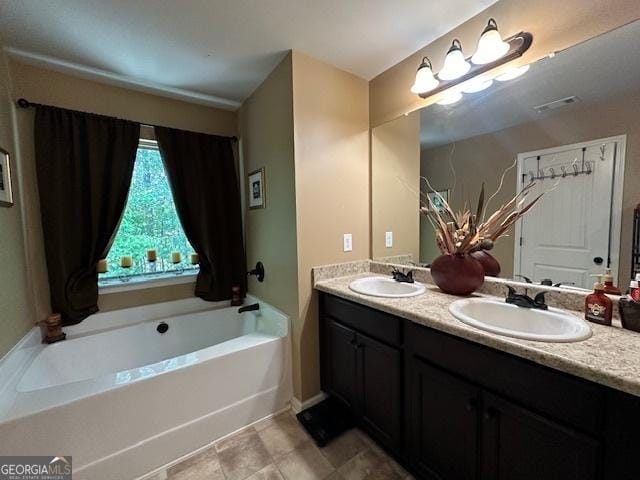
left=238, top=303, right=260, bottom=314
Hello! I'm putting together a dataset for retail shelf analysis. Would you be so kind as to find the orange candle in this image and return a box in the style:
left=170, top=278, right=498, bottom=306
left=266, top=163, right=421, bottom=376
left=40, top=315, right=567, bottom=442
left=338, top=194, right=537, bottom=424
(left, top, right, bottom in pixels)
left=171, top=252, right=182, bottom=264
left=146, top=249, right=157, bottom=262
left=120, top=256, right=133, bottom=268
left=190, top=253, right=199, bottom=265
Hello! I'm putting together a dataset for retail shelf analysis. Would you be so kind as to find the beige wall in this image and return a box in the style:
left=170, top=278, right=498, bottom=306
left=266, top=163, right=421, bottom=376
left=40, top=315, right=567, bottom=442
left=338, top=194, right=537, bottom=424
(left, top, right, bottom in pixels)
left=240, top=51, right=369, bottom=401
left=291, top=51, right=370, bottom=400
left=238, top=53, right=300, bottom=385
left=421, top=90, right=640, bottom=284
left=369, top=0, right=640, bottom=126
left=371, top=111, right=420, bottom=261
left=7, top=60, right=238, bottom=325
left=0, top=50, right=33, bottom=358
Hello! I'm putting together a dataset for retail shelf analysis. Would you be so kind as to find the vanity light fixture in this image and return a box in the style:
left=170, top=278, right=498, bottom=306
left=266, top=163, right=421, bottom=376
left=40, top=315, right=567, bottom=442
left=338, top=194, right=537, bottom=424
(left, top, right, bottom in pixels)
left=496, top=64, right=530, bottom=81
left=410, top=21, right=532, bottom=100
left=437, top=90, right=463, bottom=105
left=471, top=18, right=510, bottom=65
left=460, top=78, right=493, bottom=93
left=410, top=57, right=440, bottom=94
left=438, top=39, right=471, bottom=80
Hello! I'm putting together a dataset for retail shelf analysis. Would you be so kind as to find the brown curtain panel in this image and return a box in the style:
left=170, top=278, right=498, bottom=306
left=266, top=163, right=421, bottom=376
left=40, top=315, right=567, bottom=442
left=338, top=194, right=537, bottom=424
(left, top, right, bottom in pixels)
left=34, top=106, right=140, bottom=325
left=155, top=127, right=247, bottom=300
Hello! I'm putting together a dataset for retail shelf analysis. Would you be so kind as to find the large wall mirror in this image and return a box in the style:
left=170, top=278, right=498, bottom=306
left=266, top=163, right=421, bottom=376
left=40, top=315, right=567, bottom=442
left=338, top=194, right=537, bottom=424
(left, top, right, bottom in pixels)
left=372, top=20, right=640, bottom=290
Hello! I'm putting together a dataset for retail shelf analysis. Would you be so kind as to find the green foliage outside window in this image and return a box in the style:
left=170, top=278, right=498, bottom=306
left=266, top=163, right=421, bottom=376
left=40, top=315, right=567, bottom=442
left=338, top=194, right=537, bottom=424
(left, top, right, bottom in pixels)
left=102, top=146, right=194, bottom=278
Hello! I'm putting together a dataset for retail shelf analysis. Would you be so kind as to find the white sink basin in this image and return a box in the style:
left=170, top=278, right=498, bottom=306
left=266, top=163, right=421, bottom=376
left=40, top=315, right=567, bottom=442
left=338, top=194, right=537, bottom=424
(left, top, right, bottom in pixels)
left=449, top=298, right=592, bottom=343
left=349, top=276, right=426, bottom=298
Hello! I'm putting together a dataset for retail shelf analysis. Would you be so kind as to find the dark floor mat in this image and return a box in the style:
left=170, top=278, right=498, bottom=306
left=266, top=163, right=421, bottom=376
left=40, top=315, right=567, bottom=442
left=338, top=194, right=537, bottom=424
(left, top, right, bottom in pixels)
left=296, top=397, right=356, bottom=447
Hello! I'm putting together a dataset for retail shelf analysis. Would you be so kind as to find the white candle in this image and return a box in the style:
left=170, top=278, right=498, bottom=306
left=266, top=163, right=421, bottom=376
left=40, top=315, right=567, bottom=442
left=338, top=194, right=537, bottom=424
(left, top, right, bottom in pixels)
left=96, top=259, right=108, bottom=273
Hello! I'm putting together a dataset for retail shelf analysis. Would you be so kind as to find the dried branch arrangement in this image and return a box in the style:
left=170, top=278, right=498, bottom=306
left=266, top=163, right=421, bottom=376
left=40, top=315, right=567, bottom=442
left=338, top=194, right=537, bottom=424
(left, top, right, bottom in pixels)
left=420, top=181, right=543, bottom=255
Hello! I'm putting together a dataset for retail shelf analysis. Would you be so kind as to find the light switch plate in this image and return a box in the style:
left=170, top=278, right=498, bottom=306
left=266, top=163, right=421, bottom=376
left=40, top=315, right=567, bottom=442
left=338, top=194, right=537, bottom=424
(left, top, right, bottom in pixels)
left=343, top=233, right=353, bottom=252
left=385, top=231, right=393, bottom=248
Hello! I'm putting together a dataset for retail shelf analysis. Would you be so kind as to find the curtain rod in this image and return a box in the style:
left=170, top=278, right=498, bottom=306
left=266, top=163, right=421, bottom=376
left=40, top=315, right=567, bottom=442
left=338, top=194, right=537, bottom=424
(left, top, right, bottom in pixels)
left=15, top=98, right=238, bottom=142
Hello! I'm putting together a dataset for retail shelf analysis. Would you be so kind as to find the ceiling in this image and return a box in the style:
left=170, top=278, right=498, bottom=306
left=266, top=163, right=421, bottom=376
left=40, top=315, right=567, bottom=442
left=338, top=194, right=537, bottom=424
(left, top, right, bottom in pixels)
left=0, top=0, right=497, bottom=110
left=420, top=19, right=640, bottom=149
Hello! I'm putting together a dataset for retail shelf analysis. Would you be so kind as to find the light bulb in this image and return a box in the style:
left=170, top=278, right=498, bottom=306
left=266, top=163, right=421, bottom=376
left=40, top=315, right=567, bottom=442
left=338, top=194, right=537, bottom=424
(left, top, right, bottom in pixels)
left=410, top=57, right=439, bottom=94
left=438, top=39, right=470, bottom=81
left=496, top=64, right=530, bottom=81
left=461, top=78, right=493, bottom=93
left=471, top=19, right=510, bottom=65
left=437, top=91, right=463, bottom=105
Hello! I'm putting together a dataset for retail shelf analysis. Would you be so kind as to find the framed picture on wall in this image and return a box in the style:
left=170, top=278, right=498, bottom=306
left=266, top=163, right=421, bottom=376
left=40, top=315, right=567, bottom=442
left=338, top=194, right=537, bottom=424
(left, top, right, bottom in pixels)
left=0, top=147, right=13, bottom=207
left=248, top=167, right=266, bottom=209
left=427, top=189, right=449, bottom=213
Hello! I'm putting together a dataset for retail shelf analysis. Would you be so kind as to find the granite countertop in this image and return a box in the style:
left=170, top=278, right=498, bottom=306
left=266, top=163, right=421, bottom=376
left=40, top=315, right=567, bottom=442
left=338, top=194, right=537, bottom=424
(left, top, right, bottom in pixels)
left=315, top=272, right=640, bottom=397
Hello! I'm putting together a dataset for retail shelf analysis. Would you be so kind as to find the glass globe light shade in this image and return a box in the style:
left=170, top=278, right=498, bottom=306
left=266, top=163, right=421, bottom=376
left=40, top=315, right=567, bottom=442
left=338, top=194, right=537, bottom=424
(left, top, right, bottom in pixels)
left=471, top=19, right=510, bottom=65
left=410, top=57, right=439, bottom=94
left=437, top=90, right=463, bottom=105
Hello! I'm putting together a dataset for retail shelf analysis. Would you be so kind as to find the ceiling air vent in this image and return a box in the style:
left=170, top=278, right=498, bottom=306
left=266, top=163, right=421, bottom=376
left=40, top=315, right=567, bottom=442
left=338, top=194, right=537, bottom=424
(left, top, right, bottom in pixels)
left=534, top=96, right=579, bottom=113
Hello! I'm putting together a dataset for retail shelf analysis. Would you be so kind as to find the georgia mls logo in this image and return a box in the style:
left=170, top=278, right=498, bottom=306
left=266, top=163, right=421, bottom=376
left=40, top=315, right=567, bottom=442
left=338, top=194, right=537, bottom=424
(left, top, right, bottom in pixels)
left=0, top=455, right=72, bottom=480
left=49, top=457, right=71, bottom=472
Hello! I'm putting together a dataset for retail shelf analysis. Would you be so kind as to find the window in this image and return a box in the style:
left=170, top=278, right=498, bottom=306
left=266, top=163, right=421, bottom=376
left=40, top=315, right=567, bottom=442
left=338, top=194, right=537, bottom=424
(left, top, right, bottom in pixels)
left=99, top=140, right=197, bottom=284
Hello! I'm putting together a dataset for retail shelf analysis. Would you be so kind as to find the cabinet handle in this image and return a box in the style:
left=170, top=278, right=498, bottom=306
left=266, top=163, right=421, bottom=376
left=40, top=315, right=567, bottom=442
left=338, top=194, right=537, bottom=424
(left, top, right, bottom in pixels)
left=483, top=407, right=497, bottom=421
left=465, top=399, right=477, bottom=412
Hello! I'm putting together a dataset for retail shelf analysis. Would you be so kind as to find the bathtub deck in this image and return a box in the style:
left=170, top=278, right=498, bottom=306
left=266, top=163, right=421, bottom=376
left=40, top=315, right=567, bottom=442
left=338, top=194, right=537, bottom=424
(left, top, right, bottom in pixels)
left=145, top=409, right=412, bottom=480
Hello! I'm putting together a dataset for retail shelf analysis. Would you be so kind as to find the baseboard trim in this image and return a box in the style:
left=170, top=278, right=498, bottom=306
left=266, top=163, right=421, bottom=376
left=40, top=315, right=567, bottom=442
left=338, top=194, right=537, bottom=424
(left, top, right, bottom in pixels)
left=291, top=391, right=327, bottom=413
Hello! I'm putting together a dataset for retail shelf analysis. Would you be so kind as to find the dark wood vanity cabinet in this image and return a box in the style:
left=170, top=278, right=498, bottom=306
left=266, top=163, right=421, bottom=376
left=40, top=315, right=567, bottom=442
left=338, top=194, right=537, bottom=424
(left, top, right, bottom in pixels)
left=407, top=355, right=599, bottom=480
left=320, top=297, right=403, bottom=452
left=407, top=358, right=480, bottom=480
left=325, top=319, right=359, bottom=409
left=479, top=392, right=599, bottom=480
left=319, top=293, right=634, bottom=480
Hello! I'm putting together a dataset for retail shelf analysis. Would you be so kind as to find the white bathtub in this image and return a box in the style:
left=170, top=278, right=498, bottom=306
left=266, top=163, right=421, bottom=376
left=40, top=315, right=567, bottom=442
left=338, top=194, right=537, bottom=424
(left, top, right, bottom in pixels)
left=0, top=295, right=292, bottom=479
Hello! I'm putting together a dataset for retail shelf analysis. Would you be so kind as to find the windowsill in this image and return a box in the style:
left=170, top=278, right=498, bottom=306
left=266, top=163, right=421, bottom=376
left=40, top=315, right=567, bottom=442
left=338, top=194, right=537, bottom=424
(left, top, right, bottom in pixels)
left=99, top=270, right=198, bottom=295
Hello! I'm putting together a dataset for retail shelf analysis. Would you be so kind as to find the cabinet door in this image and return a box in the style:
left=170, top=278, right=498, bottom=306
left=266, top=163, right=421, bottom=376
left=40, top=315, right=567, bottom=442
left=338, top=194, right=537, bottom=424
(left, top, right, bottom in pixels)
left=325, top=319, right=358, bottom=410
left=481, top=392, right=600, bottom=480
left=604, top=390, right=640, bottom=480
left=356, top=332, right=402, bottom=453
left=408, top=358, right=480, bottom=480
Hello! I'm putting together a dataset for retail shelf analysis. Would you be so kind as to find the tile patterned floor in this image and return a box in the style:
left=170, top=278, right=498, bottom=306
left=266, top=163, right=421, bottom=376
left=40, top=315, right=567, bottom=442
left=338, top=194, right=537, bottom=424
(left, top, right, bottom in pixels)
left=147, top=409, right=413, bottom=480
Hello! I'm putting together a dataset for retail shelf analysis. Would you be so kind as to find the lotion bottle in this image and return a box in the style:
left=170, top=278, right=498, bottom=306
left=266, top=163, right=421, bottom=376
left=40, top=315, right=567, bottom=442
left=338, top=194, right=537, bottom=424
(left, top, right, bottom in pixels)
left=585, top=276, right=613, bottom=326
left=602, top=268, right=621, bottom=295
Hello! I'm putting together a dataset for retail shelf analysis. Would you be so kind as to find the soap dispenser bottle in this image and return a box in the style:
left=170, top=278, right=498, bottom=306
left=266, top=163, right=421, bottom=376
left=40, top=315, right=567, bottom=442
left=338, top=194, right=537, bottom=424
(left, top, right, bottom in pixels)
left=602, top=268, right=621, bottom=295
left=585, top=275, right=613, bottom=326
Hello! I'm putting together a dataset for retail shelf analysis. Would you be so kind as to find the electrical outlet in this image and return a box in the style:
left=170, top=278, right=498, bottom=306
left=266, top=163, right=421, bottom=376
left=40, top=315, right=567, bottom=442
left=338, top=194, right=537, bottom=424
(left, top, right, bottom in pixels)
left=343, top=233, right=353, bottom=252
left=385, top=231, right=393, bottom=248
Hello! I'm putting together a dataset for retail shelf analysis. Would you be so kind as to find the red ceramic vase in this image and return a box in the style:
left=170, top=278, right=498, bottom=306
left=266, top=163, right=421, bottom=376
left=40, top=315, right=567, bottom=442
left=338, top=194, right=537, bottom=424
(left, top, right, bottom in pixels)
left=470, top=250, right=501, bottom=277
left=430, top=253, right=485, bottom=296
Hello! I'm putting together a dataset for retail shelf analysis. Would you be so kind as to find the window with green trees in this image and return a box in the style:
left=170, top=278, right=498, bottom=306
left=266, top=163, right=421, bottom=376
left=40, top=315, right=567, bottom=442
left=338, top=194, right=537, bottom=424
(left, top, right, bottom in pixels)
left=101, top=142, right=195, bottom=279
